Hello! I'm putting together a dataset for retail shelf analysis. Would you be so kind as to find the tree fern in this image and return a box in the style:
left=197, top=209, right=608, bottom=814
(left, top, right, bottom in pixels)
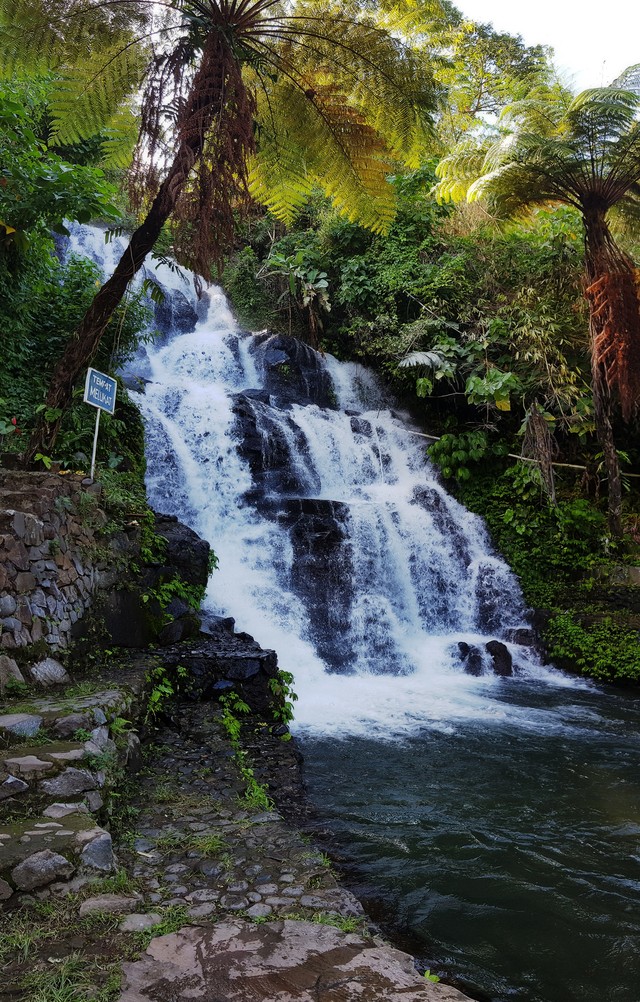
left=12, top=0, right=443, bottom=459
left=0, top=0, right=151, bottom=159
left=250, top=79, right=397, bottom=233
left=434, top=85, right=640, bottom=532
left=47, top=41, right=148, bottom=146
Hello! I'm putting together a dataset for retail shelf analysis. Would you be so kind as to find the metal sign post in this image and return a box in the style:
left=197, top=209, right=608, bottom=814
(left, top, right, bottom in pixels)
left=83, top=367, right=117, bottom=480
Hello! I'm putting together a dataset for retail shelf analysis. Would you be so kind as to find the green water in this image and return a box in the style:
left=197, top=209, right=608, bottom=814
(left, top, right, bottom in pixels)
left=300, top=679, right=640, bottom=1002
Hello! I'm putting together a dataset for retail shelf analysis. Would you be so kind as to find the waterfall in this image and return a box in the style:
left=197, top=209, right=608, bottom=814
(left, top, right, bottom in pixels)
left=67, top=225, right=579, bottom=739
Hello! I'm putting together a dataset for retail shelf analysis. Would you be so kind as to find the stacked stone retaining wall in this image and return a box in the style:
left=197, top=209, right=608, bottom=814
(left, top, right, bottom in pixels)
left=0, top=471, right=137, bottom=651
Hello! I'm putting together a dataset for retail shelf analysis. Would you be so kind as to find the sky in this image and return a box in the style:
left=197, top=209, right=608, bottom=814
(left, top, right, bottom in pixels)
left=457, top=0, right=638, bottom=92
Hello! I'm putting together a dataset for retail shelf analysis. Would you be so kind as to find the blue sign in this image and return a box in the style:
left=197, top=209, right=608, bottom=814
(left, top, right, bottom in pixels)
left=84, top=368, right=117, bottom=415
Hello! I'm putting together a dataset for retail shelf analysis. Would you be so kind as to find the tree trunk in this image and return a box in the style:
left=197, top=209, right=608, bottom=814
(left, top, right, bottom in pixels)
left=582, top=205, right=638, bottom=536
left=590, top=342, right=622, bottom=536
left=24, top=185, right=178, bottom=462
left=24, top=31, right=232, bottom=464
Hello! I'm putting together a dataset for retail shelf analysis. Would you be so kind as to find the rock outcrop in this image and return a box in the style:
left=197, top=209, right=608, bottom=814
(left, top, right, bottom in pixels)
left=119, top=920, right=472, bottom=1002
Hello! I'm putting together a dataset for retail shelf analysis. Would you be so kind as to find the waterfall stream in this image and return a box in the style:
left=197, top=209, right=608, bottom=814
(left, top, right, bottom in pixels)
left=67, top=226, right=640, bottom=1002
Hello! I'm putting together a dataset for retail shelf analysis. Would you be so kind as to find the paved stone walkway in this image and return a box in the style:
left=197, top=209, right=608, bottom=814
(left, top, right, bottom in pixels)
left=111, top=704, right=474, bottom=1001
left=117, top=701, right=365, bottom=926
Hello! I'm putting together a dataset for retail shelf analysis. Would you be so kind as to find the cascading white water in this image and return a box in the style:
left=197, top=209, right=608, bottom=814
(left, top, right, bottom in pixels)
left=67, top=225, right=588, bottom=739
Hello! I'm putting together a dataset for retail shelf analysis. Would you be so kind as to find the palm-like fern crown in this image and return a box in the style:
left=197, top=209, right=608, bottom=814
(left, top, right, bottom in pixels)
left=435, top=86, right=640, bottom=423
left=435, top=87, right=640, bottom=223
left=0, top=0, right=442, bottom=262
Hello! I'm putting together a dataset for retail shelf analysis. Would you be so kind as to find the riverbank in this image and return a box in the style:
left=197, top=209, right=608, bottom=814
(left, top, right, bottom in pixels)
left=1, top=628, right=475, bottom=1002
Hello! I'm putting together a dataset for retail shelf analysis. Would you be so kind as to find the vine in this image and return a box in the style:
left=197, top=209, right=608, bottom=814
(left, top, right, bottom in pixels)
left=267, top=669, right=298, bottom=727
left=219, top=692, right=275, bottom=811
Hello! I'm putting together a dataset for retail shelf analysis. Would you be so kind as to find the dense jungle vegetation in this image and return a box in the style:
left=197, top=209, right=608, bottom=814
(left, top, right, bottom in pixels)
left=0, top=1, right=639, bottom=683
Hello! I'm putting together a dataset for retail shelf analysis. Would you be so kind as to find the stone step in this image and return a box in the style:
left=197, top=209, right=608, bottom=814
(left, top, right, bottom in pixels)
left=0, top=688, right=137, bottom=747
left=0, top=810, right=115, bottom=902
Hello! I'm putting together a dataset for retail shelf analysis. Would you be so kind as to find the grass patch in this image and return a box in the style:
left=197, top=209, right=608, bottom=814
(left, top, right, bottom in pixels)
left=311, top=912, right=365, bottom=933
left=1, top=896, right=129, bottom=1001
left=63, top=681, right=107, bottom=699
left=150, top=782, right=220, bottom=815
left=20, top=951, right=123, bottom=1002
left=154, top=829, right=226, bottom=855
left=76, top=910, right=122, bottom=934
left=282, top=910, right=365, bottom=933
left=87, top=868, right=139, bottom=896
left=0, top=700, right=39, bottom=715
left=132, top=905, right=189, bottom=950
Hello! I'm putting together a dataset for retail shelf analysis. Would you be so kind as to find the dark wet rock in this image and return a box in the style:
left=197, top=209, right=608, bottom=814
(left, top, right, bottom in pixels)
left=0, top=713, right=43, bottom=738
left=485, top=640, right=513, bottom=677
left=40, top=768, right=98, bottom=797
left=274, top=499, right=353, bottom=671
left=154, top=289, right=198, bottom=340
left=503, top=628, right=536, bottom=647
left=200, top=614, right=236, bottom=637
left=0, top=774, right=29, bottom=800
left=457, top=642, right=484, bottom=677
left=187, top=902, right=216, bottom=918
left=98, top=514, right=209, bottom=649
left=167, top=633, right=280, bottom=718
left=250, top=332, right=336, bottom=408
left=154, top=515, right=210, bottom=592
left=200, top=861, right=223, bottom=879
left=80, top=831, right=114, bottom=871
left=231, top=393, right=319, bottom=497
left=51, top=713, right=93, bottom=738
left=125, top=732, right=143, bottom=773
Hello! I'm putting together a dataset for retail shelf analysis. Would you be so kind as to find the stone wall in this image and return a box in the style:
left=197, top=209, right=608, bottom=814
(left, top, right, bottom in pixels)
left=0, top=470, right=134, bottom=651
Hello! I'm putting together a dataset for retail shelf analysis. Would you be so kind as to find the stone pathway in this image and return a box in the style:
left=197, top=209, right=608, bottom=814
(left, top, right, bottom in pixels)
left=112, top=703, right=472, bottom=1002
left=117, top=701, right=364, bottom=926
left=1, top=642, right=475, bottom=1002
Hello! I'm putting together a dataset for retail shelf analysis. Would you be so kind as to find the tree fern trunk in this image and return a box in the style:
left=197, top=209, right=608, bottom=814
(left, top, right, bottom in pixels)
left=583, top=206, right=637, bottom=536
left=590, top=347, right=622, bottom=536
left=24, top=31, right=236, bottom=463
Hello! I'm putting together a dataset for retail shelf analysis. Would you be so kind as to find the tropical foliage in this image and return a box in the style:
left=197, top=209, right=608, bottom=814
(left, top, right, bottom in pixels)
left=435, top=86, right=640, bottom=532
left=0, top=0, right=441, bottom=457
left=0, top=79, right=119, bottom=249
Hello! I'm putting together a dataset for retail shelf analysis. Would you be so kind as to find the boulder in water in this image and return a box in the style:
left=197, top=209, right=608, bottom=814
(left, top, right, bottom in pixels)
left=154, top=288, right=198, bottom=339
left=503, top=627, right=536, bottom=647
left=251, top=332, right=335, bottom=408
left=458, top=642, right=484, bottom=676
left=485, top=640, right=513, bottom=677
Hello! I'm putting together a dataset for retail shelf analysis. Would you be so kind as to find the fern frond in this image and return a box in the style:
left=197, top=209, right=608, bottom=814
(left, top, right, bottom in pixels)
left=611, top=63, right=640, bottom=93
left=48, top=40, right=148, bottom=146
left=273, top=10, right=439, bottom=166
left=398, top=350, right=448, bottom=369
left=100, top=103, right=141, bottom=169
left=0, top=0, right=150, bottom=75
left=433, top=142, right=487, bottom=202
left=250, top=78, right=396, bottom=232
